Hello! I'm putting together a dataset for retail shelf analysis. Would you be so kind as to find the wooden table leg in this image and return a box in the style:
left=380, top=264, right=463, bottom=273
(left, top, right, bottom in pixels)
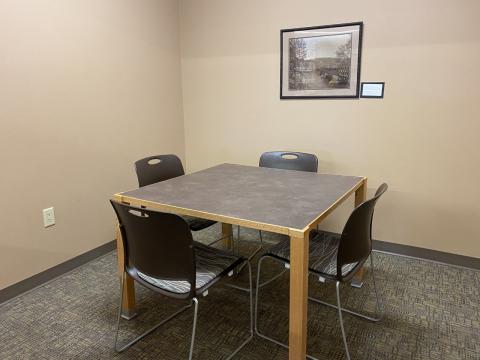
left=351, top=178, right=367, bottom=288
left=116, top=223, right=137, bottom=319
left=289, top=231, right=309, bottom=360
left=221, top=223, right=233, bottom=250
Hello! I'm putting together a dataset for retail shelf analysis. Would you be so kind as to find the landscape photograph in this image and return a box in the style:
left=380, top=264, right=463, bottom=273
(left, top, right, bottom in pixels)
left=288, top=33, right=353, bottom=91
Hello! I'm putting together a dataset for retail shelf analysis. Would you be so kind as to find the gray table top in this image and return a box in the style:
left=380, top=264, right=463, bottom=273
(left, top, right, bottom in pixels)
left=117, top=163, right=364, bottom=233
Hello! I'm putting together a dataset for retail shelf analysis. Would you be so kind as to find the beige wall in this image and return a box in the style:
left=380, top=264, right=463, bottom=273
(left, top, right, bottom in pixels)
left=180, top=0, right=480, bottom=257
left=0, top=0, right=185, bottom=289
left=1, top=0, right=478, bottom=291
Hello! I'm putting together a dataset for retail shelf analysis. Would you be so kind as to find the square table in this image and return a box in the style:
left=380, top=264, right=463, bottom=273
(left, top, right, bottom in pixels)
left=113, top=163, right=366, bottom=359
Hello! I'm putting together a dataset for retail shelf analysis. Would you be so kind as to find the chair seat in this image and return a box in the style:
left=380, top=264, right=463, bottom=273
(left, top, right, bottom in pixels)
left=137, top=242, right=243, bottom=295
left=266, top=230, right=358, bottom=278
left=183, top=215, right=217, bottom=231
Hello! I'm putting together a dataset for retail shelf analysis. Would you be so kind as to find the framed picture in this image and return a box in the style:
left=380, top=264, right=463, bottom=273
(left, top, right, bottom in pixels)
left=280, top=22, right=363, bottom=99
left=360, top=82, right=385, bottom=98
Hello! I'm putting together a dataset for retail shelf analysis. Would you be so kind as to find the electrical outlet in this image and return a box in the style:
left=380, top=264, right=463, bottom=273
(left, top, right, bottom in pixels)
left=43, top=207, right=55, bottom=228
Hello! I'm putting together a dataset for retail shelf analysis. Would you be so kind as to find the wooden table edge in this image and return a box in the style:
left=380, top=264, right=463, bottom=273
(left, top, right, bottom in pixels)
left=112, top=192, right=291, bottom=236
left=114, top=176, right=367, bottom=240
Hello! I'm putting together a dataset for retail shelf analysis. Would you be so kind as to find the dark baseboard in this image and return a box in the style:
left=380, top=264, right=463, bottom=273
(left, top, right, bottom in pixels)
left=0, top=240, right=116, bottom=305
left=373, top=239, right=480, bottom=270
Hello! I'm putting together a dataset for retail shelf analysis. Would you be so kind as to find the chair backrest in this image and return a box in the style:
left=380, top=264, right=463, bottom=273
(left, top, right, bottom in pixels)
left=134, top=154, right=185, bottom=187
left=259, top=151, right=318, bottom=173
left=337, top=183, right=388, bottom=279
left=110, top=200, right=196, bottom=297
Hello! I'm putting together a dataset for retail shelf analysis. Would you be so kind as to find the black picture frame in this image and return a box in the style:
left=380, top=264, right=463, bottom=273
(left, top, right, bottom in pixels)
left=280, top=22, right=363, bottom=99
left=360, top=82, right=385, bottom=98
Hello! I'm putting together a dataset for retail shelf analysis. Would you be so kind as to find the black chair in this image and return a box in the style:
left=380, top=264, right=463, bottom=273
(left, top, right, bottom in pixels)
left=255, top=183, right=388, bottom=360
left=111, top=201, right=253, bottom=359
left=259, top=151, right=318, bottom=173
left=235, top=151, right=318, bottom=265
left=134, top=155, right=218, bottom=232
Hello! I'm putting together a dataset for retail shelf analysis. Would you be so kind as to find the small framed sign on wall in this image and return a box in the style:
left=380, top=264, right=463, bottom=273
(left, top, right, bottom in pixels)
left=280, top=22, right=363, bottom=99
left=360, top=82, right=385, bottom=98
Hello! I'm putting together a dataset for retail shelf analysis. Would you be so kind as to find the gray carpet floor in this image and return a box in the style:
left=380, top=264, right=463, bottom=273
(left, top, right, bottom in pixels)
left=0, top=225, right=479, bottom=360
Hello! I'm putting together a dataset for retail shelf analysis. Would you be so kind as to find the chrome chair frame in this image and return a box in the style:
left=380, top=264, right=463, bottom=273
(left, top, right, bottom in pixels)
left=114, top=262, right=254, bottom=360
left=235, top=226, right=264, bottom=273
left=254, top=253, right=384, bottom=360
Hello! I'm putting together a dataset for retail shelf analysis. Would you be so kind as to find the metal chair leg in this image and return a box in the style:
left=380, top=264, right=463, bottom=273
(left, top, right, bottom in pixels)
left=255, top=255, right=288, bottom=289
left=257, top=268, right=287, bottom=289
left=370, top=253, right=384, bottom=317
left=308, top=296, right=381, bottom=322
left=254, top=257, right=287, bottom=348
left=236, top=226, right=263, bottom=273
left=229, top=254, right=287, bottom=293
left=225, top=260, right=254, bottom=360
left=206, top=233, right=234, bottom=247
left=114, top=273, right=193, bottom=353
left=309, top=254, right=384, bottom=322
left=115, top=260, right=254, bottom=359
left=247, top=261, right=254, bottom=335
left=113, top=273, right=126, bottom=351
left=188, top=298, right=199, bottom=360
left=254, top=257, right=320, bottom=360
left=254, top=250, right=383, bottom=360
left=336, top=281, right=351, bottom=360
left=254, top=257, right=263, bottom=336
